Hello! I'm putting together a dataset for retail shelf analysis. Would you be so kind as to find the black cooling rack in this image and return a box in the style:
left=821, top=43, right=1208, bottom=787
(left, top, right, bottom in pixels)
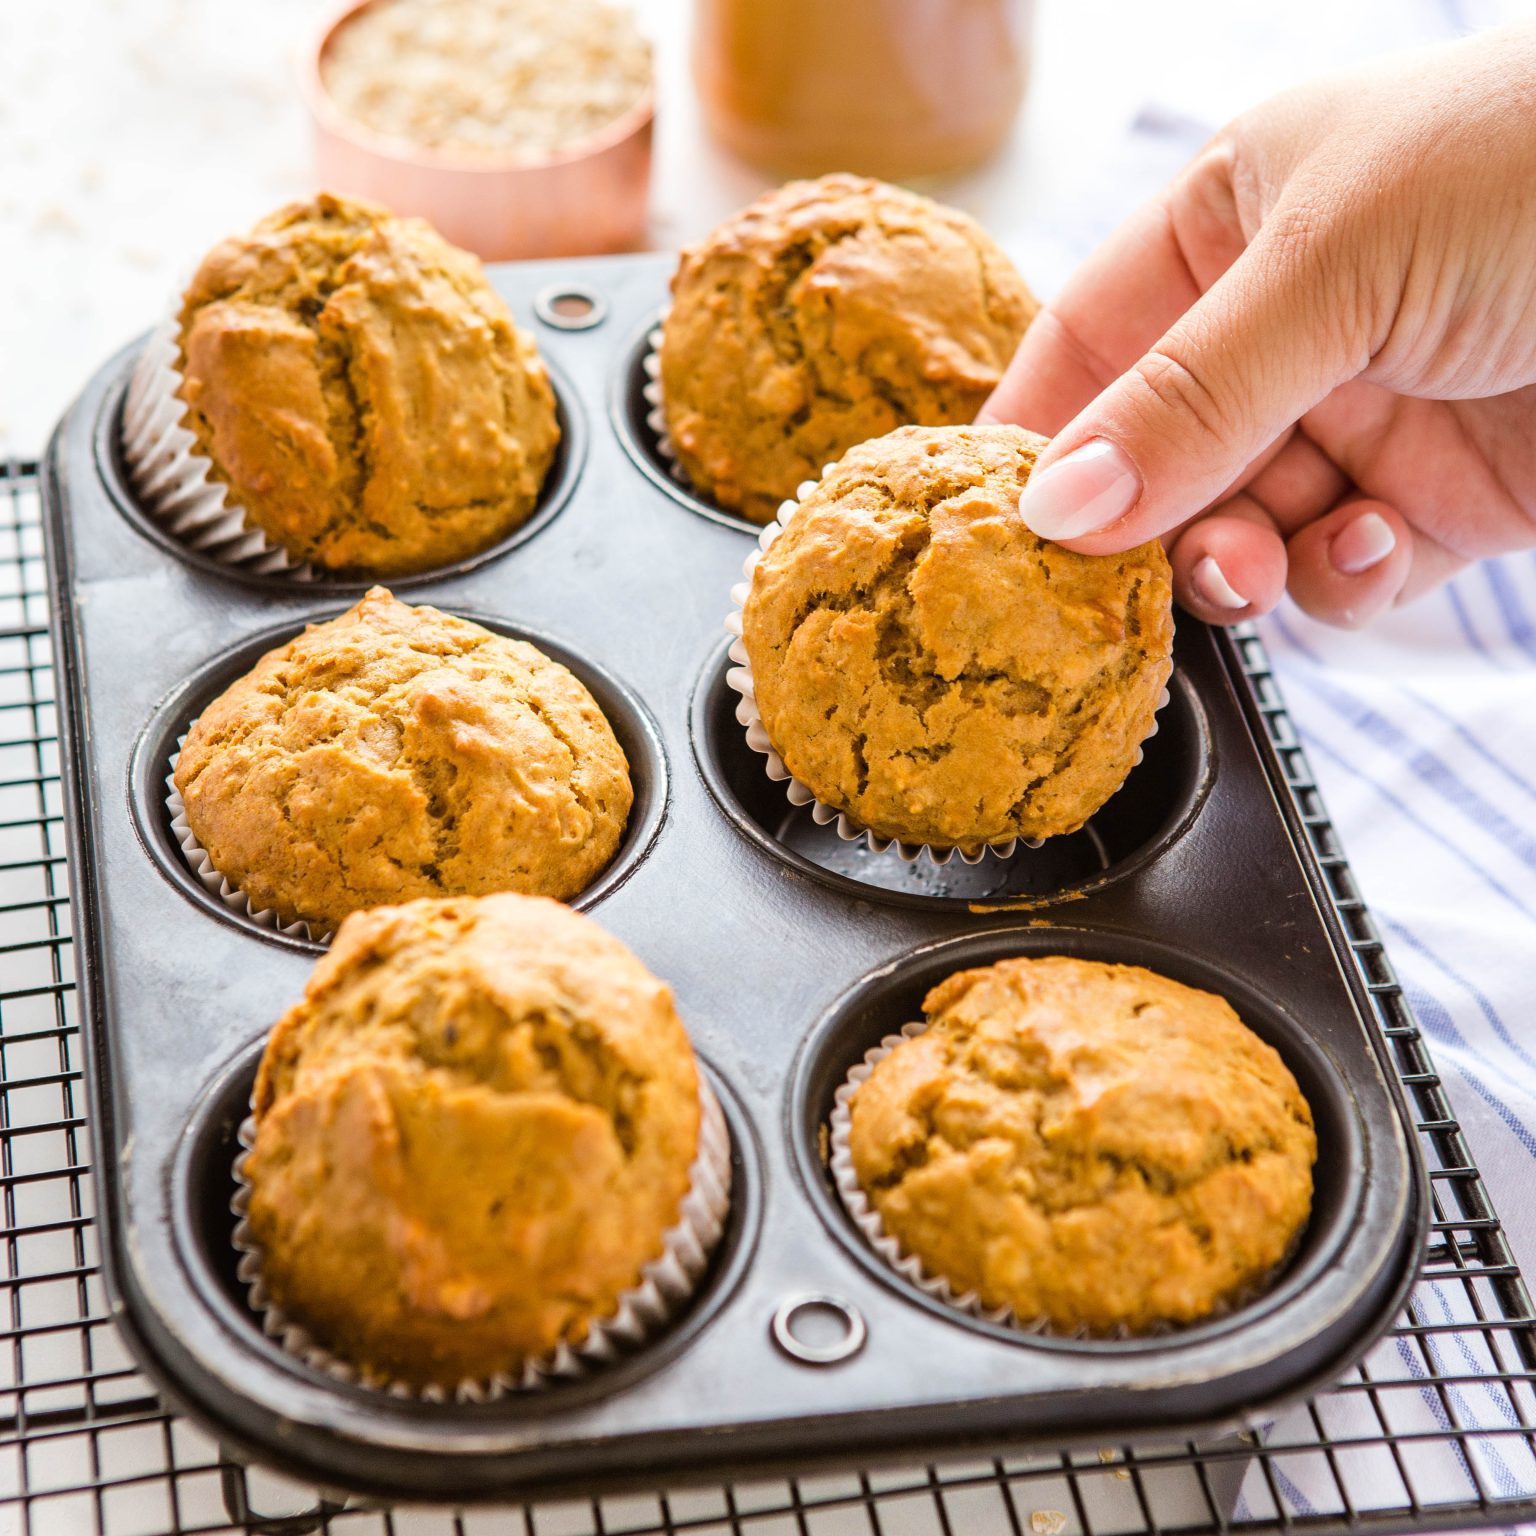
left=2, top=457, right=1535, bottom=1536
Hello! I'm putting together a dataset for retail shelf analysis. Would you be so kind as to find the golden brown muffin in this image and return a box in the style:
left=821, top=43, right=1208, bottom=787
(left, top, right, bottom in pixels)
left=659, top=174, right=1037, bottom=524
left=174, top=588, right=631, bottom=932
left=741, top=424, right=1174, bottom=850
left=245, top=894, right=702, bottom=1389
left=174, top=192, right=559, bottom=574
left=849, top=957, right=1316, bottom=1334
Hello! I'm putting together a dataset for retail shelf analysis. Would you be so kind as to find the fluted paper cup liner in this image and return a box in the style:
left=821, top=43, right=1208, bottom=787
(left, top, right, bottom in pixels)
left=640, top=307, right=686, bottom=479
left=231, top=1079, right=732, bottom=1399
left=164, top=732, right=324, bottom=943
left=121, top=297, right=318, bottom=579
left=725, top=478, right=1172, bottom=867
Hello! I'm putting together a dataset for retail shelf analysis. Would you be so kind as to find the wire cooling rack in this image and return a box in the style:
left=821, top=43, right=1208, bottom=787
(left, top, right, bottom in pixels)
left=4, top=458, right=1536, bottom=1536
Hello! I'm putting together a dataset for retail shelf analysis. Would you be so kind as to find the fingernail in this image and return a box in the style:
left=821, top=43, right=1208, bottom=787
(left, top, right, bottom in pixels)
left=1017, top=438, right=1141, bottom=540
left=1193, top=554, right=1248, bottom=610
left=1330, top=511, right=1396, bottom=575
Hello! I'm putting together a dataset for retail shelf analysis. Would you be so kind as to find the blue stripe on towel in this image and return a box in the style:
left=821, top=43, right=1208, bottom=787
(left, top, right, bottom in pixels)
left=1399, top=687, right=1536, bottom=807
left=1384, top=918, right=1536, bottom=1092
left=1396, top=973, right=1536, bottom=1160
left=1298, top=732, right=1536, bottom=927
left=1484, top=562, right=1536, bottom=664
left=1444, top=583, right=1516, bottom=671
left=1280, top=661, right=1536, bottom=875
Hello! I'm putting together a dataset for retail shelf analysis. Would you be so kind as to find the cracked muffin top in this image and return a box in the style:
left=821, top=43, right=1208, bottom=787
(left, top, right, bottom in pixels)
left=173, top=588, right=631, bottom=933
left=849, top=956, right=1317, bottom=1335
left=740, top=424, right=1174, bottom=850
left=658, top=174, right=1038, bottom=525
left=246, top=894, right=701, bottom=1388
left=174, top=193, right=559, bottom=575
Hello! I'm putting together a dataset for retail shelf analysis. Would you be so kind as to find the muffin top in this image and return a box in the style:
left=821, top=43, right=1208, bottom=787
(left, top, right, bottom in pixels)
left=849, top=957, right=1317, bottom=1335
left=246, top=894, right=701, bottom=1388
left=741, top=424, right=1174, bottom=849
left=174, top=587, right=631, bottom=932
left=174, top=193, right=559, bottom=574
left=659, top=174, right=1037, bottom=524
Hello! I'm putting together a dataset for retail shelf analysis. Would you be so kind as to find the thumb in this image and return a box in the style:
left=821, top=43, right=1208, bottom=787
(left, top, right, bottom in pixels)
left=1017, top=214, right=1372, bottom=553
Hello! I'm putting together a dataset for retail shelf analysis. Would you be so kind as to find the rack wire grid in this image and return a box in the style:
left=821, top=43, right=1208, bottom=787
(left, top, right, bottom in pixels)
left=3, top=457, right=1536, bottom=1536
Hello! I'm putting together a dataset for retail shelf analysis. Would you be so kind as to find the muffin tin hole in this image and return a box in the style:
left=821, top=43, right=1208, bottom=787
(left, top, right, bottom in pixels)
left=94, top=343, right=588, bottom=592
left=535, top=285, right=608, bottom=331
left=173, top=1041, right=761, bottom=1414
left=789, top=926, right=1362, bottom=1352
left=771, top=1295, right=867, bottom=1366
left=691, top=640, right=1211, bottom=911
left=130, top=608, right=668, bottom=953
left=609, top=315, right=764, bottom=537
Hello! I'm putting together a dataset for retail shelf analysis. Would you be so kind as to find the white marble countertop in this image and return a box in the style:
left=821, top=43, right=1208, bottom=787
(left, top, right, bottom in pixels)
left=2, top=0, right=1518, bottom=458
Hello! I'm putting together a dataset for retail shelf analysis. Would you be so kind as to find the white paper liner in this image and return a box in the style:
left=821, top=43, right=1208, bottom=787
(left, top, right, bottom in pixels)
left=165, top=730, right=326, bottom=944
left=639, top=307, right=688, bottom=482
left=121, top=295, right=319, bottom=580
left=831, top=1023, right=1275, bottom=1341
left=231, top=1079, right=732, bottom=1400
left=725, top=479, right=1174, bottom=866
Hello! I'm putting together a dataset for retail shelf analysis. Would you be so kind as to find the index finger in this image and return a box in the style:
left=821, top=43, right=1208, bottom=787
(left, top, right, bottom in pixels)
left=980, top=147, right=1248, bottom=437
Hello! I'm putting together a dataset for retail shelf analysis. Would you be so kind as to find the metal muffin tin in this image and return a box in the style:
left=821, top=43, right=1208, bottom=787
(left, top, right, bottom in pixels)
left=41, top=253, right=1427, bottom=1505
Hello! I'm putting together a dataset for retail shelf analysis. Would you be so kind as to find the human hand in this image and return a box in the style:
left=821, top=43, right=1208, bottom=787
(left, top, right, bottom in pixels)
left=982, top=23, right=1536, bottom=627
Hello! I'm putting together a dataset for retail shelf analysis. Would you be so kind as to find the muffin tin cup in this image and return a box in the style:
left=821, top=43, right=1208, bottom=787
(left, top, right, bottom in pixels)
left=725, top=488, right=1172, bottom=866
left=164, top=732, right=325, bottom=943
left=121, top=301, right=318, bottom=579
left=136, top=604, right=669, bottom=955
left=118, top=290, right=584, bottom=589
left=228, top=1078, right=733, bottom=1402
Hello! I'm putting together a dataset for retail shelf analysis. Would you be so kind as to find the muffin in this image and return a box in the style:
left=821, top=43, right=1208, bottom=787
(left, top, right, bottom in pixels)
left=160, top=192, right=559, bottom=574
left=173, top=588, right=631, bottom=932
left=739, top=424, right=1174, bottom=850
left=846, top=957, right=1317, bottom=1334
left=243, top=894, right=705, bottom=1389
left=659, top=174, right=1037, bottom=524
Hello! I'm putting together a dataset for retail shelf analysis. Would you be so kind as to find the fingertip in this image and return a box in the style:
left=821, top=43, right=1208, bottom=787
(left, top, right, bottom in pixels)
left=1286, top=501, right=1412, bottom=628
left=1168, top=513, right=1288, bottom=623
left=1330, top=510, right=1397, bottom=576
left=1192, top=554, right=1250, bottom=610
left=1016, top=438, right=1144, bottom=545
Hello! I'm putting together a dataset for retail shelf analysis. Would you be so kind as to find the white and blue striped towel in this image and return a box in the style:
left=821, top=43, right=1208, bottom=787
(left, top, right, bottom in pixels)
left=1228, top=562, right=1536, bottom=1521
left=1264, top=561, right=1536, bottom=1279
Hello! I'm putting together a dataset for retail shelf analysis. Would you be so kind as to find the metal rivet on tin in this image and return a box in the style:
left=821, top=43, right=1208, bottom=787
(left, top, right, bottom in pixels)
left=770, top=1294, right=867, bottom=1366
left=534, top=285, right=608, bottom=332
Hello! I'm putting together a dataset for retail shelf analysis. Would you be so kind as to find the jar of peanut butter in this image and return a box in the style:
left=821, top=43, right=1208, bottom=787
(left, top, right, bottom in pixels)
left=693, top=0, right=1031, bottom=181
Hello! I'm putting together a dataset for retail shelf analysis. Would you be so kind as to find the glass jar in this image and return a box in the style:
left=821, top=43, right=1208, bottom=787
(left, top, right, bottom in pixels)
left=692, top=0, right=1032, bottom=181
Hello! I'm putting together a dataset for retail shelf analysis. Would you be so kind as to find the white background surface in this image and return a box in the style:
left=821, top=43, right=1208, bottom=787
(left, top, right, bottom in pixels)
left=0, top=0, right=1520, bottom=458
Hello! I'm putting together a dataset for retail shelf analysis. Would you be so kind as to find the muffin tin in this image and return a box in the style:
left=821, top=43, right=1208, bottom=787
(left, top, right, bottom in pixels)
left=42, top=252, right=1427, bottom=1505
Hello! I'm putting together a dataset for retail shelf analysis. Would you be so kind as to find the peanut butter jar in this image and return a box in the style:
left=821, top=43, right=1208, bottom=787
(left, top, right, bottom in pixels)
left=303, top=0, right=653, bottom=260
left=693, top=0, right=1032, bottom=180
